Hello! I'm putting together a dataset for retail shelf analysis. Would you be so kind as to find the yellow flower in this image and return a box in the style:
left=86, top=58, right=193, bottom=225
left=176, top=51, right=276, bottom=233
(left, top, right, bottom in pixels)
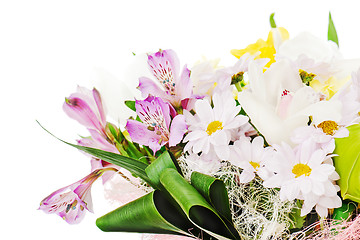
left=231, top=27, right=289, bottom=69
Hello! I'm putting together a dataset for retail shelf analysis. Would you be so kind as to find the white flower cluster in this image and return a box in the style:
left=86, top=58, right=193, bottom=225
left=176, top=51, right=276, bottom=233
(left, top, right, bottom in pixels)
left=182, top=31, right=360, bottom=218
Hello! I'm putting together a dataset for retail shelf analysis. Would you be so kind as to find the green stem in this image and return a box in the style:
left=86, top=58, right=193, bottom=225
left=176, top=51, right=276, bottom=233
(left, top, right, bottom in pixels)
left=234, top=82, right=242, bottom=92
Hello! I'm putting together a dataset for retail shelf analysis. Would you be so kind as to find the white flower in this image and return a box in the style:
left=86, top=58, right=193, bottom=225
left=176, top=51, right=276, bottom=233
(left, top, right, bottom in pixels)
left=190, top=57, right=221, bottom=97
left=276, top=32, right=360, bottom=98
left=229, top=136, right=274, bottom=183
left=183, top=92, right=249, bottom=160
left=300, top=186, right=342, bottom=217
left=184, top=149, right=222, bottom=176
left=335, top=67, right=360, bottom=124
left=292, top=120, right=349, bottom=153
left=263, top=141, right=340, bottom=216
left=237, top=59, right=343, bottom=145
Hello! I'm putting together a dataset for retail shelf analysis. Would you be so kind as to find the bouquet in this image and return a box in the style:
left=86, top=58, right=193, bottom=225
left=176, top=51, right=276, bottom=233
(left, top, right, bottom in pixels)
left=38, top=13, right=360, bottom=239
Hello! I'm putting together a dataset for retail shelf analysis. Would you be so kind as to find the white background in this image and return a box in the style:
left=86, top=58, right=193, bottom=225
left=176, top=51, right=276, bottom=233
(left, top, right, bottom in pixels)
left=1, top=0, right=360, bottom=239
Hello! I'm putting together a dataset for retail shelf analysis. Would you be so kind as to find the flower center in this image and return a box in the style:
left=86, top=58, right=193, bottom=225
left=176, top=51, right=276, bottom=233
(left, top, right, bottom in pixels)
left=317, top=120, right=339, bottom=136
left=206, top=121, right=223, bottom=135
left=299, top=69, right=316, bottom=86
left=249, top=161, right=260, bottom=170
left=292, top=163, right=312, bottom=178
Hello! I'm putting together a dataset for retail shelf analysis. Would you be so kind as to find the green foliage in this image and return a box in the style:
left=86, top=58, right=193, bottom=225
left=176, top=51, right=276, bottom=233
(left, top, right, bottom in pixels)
left=328, top=12, right=339, bottom=47
left=334, top=123, right=360, bottom=203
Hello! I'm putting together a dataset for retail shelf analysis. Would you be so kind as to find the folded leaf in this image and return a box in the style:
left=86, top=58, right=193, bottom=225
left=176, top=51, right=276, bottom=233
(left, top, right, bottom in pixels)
left=145, top=151, right=182, bottom=189
left=334, top=123, right=360, bottom=203
left=191, top=172, right=233, bottom=223
left=160, top=168, right=241, bottom=240
left=96, top=191, right=196, bottom=237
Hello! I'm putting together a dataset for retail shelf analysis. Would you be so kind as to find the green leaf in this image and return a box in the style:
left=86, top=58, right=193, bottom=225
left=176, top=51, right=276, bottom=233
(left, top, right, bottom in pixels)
left=160, top=168, right=241, bottom=240
left=125, top=100, right=136, bottom=111
left=191, top=172, right=233, bottom=223
left=289, top=200, right=305, bottom=229
left=333, top=200, right=357, bottom=221
left=328, top=12, right=339, bottom=47
left=37, top=121, right=152, bottom=185
left=269, top=13, right=276, bottom=28
left=96, top=191, right=196, bottom=237
left=145, top=151, right=182, bottom=190
left=334, top=123, right=360, bottom=203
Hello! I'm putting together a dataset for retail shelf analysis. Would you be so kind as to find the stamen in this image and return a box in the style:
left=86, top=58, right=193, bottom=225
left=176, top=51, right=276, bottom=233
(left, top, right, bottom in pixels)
left=249, top=161, right=260, bottom=170
left=299, top=69, right=316, bottom=86
left=317, top=120, right=339, bottom=136
left=206, top=121, right=223, bottom=135
left=292, top=163, right=312, bottom=178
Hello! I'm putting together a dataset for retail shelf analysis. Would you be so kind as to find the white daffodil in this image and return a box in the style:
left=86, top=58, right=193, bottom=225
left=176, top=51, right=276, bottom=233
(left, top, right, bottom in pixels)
left=183, top=92, right=249, bottom=160
left=229, top=136, right=274, bottom=183
left=237, top=59, right=342, bottom=145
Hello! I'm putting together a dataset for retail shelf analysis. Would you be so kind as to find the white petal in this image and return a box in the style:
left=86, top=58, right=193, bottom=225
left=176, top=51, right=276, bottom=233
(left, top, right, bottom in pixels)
left=214, top=145, right=230, bottom=160
left=311, top=180, right=325, bottom=196
left=300, top=178, right=312, bottom=195
left=315, top=205, right=328, bottom=218
left=195, top=100, right=213, bottom=123
left=240, top=171, right=255, bottom=183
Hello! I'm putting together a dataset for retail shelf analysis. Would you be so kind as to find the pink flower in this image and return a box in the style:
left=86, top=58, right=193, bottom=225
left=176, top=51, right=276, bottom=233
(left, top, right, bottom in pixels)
left=39, top=168, right=115, bottom=224
left=138, top=49, right=200, bottom=110
left=63, top=86, right=106, bottom=135
left=125, top=96, right=187, bottom=154
left=64, top=86, right=118, bottom=154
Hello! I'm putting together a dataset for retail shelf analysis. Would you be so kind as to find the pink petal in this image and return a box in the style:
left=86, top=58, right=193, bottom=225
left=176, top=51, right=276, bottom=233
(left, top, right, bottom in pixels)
left=92, top=88, right=106, bottom=125
left=169, top=115, right=187, bottom=146
left=63, top=96, right=104, bottom=133
left=176, top=65, right=192, bottom=99
left=125, top=119, right=163, bottom=153
left=147, top=49, right=180, bottom=82
left=138, top=77, right=167, bottom=99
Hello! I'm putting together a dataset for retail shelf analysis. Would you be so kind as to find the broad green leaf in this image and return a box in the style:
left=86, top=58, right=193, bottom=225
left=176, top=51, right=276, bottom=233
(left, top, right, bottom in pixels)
left=145, top=151, right=182, bottom=189
left=328, top=12, right=339, bottom=47
left=96, top=191, right=196, bottom=237
left=334, top=123, right=360, bottom=202
left=191, top=172, right=233, bottom=223
left=125, top=100, right=136, bottom=111
left=160, top=168, right=241, bottom=240
left=37, top=121, right=152, bottom=185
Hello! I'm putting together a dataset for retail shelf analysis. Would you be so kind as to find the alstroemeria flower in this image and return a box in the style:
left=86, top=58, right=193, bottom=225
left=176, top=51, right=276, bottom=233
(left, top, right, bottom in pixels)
left=138, top=49, right=199, bottom=110
left=64, top=86, right=119, bottom=154
left=39, top=168, right=115, bottom=224
left=125, top=96, right=187, bottom=154
left=64, top=86, right=107, bottom=135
